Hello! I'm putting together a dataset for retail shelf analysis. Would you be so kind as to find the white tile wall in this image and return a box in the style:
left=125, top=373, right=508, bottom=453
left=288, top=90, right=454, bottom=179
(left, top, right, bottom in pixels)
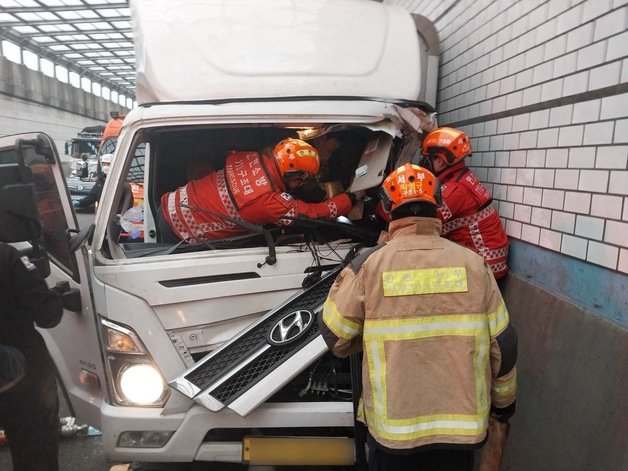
left=564, top=191, right=592, bottom=213
left=391, top=0, right=628, bottom=273
left=596, top=146, right=628, bottom=168
left=540, top=228, right=563, bottom=250
left=591, top=194, right=623, bottom=218
left=587, top=241, right=619, bottom=268
left=589, top=61, right=622, bottom=89
left=575, top=215, right=605, bottom=239
left=521, top=223, right=541, bottom=244
left=619, top=249, right=628, bottom=272
left=579, top=170, right=609, bottom=192
left=552, top=210, right=576, bottom=232
left=615, top=119, right=628, bottom=142
left=605, top=220, right=628, bottom=245
left=555, top=169, right=580, bottom=189
left=562, top=234, right=588, bottom=259
left=568, top=147, right=596, bottom=168
left=532, top=207, right=552, bottom=227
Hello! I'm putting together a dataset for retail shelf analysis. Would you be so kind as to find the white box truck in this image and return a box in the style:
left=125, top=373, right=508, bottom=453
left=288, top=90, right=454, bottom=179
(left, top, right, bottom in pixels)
left=0, top=0, right=439, bottom=467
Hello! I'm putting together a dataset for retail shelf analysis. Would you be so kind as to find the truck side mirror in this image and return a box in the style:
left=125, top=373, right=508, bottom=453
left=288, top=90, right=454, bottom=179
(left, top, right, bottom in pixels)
left=65, top=142, right=70, bottom=155
left=35, top=133, right=56, bottom=163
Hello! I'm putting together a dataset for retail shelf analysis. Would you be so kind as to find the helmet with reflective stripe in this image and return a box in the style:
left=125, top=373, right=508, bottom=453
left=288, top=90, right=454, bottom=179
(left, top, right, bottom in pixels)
left=273, top=138, right=320, bottom=176
left=381, top=163, right=441, bottom=213
left=421, top=127, right=471, bottom=165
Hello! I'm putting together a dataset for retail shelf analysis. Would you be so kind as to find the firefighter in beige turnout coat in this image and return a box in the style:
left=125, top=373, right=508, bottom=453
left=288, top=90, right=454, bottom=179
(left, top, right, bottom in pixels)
left=320, top=163, right=517, bottom=471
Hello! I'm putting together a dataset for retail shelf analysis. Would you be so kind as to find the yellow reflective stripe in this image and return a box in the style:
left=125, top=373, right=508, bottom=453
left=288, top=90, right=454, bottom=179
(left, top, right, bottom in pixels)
left=363, top=315, right=491, bottom=443
left=382, top=267, right=468, bottom=296
left=493, top=368, right=517, bottom=398
left=367, top=340, right=387, bottom=417
left=474, top=334, right=490, bottom=419
left=356, top=397, right=365, bottom=423
left=322, top=298, right=362, bottom=340
left=487, top=301, right=509, bottom=336
left=363, top=314, right=487, bottom=341
left=365, top=407, right=488, bottom=440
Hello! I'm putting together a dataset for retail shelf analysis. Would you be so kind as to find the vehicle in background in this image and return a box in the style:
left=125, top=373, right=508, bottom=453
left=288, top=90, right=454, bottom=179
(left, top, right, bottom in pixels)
left=65, top=125, right=103, bottom=205
left=99, top=111, right=125, bottom=157
left=0, top=1, right=439, bottom=468
left=65, top=125, right=103, bottom=178
left=67, top=113, right=126, bottom=211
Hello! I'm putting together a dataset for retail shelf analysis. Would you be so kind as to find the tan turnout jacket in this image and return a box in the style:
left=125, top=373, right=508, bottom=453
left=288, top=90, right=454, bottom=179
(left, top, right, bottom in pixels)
left=321, top=217, right=517, bottom=450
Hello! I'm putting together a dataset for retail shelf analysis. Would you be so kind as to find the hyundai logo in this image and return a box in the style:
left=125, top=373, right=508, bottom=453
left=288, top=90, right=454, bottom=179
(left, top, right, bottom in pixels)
left=267, top=310, right=314, bottom=347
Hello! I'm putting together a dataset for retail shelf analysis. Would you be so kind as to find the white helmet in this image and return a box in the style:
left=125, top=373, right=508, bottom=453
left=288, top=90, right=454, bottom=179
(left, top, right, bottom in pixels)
left=100, top=154, right=113, bottom=174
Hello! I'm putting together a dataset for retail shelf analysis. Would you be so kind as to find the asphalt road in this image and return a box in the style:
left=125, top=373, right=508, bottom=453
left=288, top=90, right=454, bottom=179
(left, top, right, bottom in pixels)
left=0, top=386, right=120, bottom=470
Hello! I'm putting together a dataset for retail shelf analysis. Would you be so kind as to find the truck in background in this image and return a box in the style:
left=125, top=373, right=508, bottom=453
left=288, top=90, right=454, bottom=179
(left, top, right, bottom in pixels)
left=66, top=112, right=126, bottom=209
left=65, top=125, right=102, bottom=176
left=0, top=1, right=439, bottom=468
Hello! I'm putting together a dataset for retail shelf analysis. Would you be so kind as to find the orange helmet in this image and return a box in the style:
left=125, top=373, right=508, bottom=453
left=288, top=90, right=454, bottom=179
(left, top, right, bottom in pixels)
left=381, top=163, right=441, bottom=213
left=273, top=138, right=320, bottom=176
left=421, top=127, right=471, bottom=166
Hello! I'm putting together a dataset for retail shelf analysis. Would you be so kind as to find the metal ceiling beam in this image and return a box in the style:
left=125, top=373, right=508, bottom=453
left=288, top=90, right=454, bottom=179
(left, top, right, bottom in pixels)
left=0, top=17, right=130, bottom=28
left=0, top=26, right=135, bottom=98
left=2, top=3, right=128, bottom=14
left=18, top=28, right=133, bottom=38
left=0, top=1, right=136, bottom=99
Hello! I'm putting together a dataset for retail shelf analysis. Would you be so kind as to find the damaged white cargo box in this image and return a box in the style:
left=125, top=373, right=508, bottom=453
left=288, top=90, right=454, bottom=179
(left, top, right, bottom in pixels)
left=132, top=0, right=437, bottom=105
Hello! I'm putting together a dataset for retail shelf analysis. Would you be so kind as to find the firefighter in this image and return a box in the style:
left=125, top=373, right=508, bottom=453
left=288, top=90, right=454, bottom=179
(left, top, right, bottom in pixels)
left=158, top=138, right=359, bottom=243
left=419, top=127, right=509, bottom=280
left=0, top=242, right=64, bottom=471
left=72, top=153, right=113, bottom=209
left=320, top=163, right=517, bottom=471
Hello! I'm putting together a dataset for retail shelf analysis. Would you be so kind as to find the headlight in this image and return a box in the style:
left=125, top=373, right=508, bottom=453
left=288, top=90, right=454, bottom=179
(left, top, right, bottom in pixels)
left=100, top=319, right=170, bottom=407
left=119, top=364, right=166, bottom=405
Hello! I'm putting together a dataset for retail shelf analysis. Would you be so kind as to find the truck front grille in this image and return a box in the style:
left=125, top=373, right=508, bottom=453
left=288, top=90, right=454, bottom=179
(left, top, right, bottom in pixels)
left=170, top=267, right=340, bottom=413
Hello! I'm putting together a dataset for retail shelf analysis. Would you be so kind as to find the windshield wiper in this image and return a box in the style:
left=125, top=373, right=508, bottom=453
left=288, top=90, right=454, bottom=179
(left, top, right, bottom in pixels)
left=134, top=204, right=277, bottom=266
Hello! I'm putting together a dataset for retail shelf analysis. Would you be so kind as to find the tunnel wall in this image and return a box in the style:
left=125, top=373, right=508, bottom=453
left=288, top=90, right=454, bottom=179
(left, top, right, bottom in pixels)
left=386, top=1, right=628, bottom=469
left=500, top=270, right=627, bottom=471
left=0, top=55, right=131, bottom=165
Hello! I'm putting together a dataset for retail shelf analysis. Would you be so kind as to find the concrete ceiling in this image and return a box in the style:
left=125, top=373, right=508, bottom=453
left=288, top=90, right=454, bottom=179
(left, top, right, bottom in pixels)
left=0, top=0, right=134, bottom=99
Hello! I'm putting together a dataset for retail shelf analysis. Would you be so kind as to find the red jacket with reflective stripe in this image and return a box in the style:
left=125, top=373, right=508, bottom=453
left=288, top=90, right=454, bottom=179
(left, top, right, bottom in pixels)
left=161, top=151, right=352, bottom=242
left=438, top=162, right=508, bottom=279
left=436, top=162, right=509, bottom=279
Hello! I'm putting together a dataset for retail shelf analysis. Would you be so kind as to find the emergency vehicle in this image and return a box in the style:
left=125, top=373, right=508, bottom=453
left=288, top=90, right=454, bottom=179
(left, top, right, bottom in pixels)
left=0, top=0, right=439, bottom=467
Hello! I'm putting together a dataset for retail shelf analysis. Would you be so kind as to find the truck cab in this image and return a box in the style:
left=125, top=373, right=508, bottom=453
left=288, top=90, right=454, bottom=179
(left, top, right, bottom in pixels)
left=0, top=0, right=439, bottom=467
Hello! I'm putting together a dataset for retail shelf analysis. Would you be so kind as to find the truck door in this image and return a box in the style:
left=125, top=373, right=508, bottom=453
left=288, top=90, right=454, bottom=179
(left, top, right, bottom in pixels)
left=0, top=133, right=105, bottom=428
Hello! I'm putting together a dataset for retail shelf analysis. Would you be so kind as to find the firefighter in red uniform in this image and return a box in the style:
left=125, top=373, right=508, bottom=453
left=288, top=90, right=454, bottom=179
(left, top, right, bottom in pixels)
left=420, top=127, right=509, bottom=280
left=320, top=163, right=517, bottom=471
left=159, top=138, right=356, bottom=243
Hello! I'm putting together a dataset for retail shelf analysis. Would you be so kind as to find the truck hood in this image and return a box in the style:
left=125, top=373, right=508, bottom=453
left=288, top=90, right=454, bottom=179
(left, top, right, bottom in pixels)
left=131, top=0, right=421, bottom=104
